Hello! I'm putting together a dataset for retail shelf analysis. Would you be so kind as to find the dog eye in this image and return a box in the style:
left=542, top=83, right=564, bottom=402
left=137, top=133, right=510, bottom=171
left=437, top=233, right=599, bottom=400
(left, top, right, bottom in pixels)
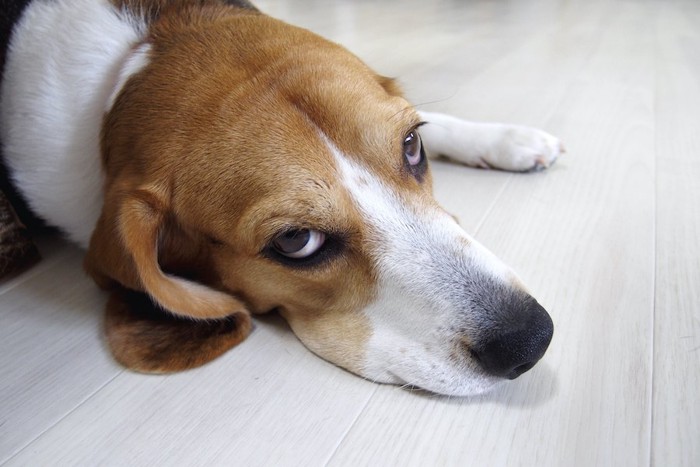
left=272, top=229, right=326, bottom=259
left=404, top=130, right=423, bottom=166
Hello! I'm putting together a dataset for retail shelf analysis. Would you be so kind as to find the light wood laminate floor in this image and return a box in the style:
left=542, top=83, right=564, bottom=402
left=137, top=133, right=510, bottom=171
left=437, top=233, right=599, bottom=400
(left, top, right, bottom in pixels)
left=1, top=0, right=698, bottom=465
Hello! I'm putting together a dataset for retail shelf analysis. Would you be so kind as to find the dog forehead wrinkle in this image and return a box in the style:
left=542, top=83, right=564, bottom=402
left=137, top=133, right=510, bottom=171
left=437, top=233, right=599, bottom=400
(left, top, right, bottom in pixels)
left=282, top=58, right=411, bottom=138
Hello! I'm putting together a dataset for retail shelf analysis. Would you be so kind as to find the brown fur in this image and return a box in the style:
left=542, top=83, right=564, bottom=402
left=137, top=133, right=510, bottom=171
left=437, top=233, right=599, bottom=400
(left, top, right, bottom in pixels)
left=105, top=288, right=251, bottom=372
left=85, top=2, right=429, bottom=374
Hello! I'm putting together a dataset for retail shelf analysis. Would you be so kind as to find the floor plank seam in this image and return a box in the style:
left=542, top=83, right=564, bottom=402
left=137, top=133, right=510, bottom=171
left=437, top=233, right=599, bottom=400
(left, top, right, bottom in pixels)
left=472, top=174, right=513, bottom=236
left=649, top=3, right=661, bottom=464
left=322, top=386, right=378, bottom=466
left=1, top=370, right=124, bottom=465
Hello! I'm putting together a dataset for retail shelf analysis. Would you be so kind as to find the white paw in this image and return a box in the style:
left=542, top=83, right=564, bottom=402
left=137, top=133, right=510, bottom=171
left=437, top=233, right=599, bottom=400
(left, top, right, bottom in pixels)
left=481, top=125, right=565, bottom=172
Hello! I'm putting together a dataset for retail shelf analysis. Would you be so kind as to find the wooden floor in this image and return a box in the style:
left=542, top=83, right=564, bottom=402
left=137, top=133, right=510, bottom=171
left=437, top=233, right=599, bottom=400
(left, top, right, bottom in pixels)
left=1, top=0, right=698, bottom=465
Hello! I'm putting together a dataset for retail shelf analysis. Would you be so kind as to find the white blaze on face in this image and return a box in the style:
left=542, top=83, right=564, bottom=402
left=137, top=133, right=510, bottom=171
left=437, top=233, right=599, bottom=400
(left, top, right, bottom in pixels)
left=328, top=140, right=520, bottom=396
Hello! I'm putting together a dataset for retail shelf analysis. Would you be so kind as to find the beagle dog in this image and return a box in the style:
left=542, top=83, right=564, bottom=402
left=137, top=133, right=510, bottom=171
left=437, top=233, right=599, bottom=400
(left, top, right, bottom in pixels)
left=0, top=0, right=560, bottom=396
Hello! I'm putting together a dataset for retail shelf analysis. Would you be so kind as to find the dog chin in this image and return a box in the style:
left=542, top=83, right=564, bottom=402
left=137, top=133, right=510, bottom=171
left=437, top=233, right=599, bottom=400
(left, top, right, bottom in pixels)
left=362, top=366, right=502, bottom=397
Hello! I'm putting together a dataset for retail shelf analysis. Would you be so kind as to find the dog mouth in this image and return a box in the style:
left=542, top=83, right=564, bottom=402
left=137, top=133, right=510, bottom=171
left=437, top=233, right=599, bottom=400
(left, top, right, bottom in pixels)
left=383, top=366, right=503, bottom=397
left=372, top=301, right=554, bottom=396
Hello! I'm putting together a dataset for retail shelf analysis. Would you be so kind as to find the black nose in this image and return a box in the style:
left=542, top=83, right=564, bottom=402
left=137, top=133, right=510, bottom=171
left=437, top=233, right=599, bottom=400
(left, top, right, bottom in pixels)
left=472, top=299, right=553, bottom=379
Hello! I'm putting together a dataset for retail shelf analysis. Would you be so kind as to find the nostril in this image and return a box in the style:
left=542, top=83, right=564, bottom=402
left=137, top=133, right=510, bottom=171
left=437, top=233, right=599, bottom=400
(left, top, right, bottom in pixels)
left=473, top=300, right=554, bottom=379
left=507, top=361, right=537, bottom=380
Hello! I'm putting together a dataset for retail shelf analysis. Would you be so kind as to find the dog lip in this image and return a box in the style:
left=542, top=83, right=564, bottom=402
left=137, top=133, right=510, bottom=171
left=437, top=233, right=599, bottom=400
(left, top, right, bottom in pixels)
left=383, top=370, right=408, bottom=386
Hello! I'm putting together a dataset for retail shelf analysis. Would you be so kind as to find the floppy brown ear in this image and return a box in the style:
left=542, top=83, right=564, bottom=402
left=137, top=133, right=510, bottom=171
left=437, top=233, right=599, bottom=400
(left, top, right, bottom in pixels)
left=105, top=288, right=252, bottom=372
left=85, top=185, right=247, bottom=320
left=85, top=185, right=252, bottom=372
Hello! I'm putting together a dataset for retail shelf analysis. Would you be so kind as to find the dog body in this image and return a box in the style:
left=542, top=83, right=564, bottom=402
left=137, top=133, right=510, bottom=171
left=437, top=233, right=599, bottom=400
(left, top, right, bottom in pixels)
left=1, top=0, right=558, bottom=395
left=1, top=0, right=143, bottom=245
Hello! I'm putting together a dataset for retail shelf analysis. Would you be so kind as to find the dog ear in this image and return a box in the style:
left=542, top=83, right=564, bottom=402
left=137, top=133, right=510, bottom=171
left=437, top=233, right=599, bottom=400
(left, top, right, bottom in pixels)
left=105, top=288, right=252, bottom=373
left=376, top=75, right=403, bottom=97
left=85, top=185, right=248, bottom=320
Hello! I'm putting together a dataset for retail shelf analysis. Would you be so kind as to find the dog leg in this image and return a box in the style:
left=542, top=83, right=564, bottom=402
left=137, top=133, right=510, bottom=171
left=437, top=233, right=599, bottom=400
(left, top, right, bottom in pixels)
left=418, top=111, right=564, bottom=172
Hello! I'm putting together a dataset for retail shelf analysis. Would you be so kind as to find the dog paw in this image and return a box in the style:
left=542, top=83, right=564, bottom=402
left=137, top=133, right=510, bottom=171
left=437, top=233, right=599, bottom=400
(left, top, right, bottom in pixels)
left=480, top=125, right=565, bottom=172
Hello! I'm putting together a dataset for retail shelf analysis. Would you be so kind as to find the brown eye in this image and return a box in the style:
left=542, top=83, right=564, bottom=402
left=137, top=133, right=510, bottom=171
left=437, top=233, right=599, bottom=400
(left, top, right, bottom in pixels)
left=272, top=229, right=326, bottom=259
left=404, top=130, right=423, bottom=166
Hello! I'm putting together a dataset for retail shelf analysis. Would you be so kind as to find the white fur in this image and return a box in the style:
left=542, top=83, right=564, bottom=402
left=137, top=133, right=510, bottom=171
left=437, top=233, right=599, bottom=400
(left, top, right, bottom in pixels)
left=418, top=111, right=564, bottom=171
left=106, top=42, right=152, bottom=111
left=328, top=138, right=520, bottom=396
left=0, top=0, right=147, bottom=247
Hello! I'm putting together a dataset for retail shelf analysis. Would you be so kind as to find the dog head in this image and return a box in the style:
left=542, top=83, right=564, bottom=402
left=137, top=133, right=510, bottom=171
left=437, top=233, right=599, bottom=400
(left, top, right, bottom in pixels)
left=86, top=7, right=553, bottom=396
